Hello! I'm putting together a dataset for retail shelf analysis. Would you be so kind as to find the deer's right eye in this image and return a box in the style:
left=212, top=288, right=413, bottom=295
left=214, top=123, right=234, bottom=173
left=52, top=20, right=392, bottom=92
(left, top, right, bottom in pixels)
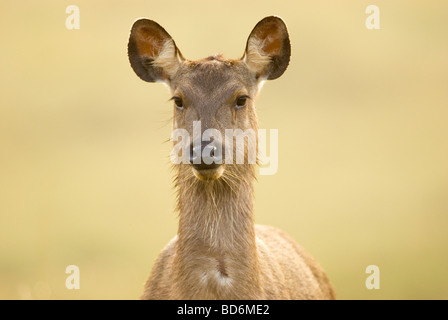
left=173, top=97, right=184, bottom=110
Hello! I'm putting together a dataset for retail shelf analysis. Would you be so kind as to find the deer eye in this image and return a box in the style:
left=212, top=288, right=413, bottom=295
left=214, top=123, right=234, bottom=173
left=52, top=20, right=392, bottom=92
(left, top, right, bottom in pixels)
left=173, top=97, right=184, bottom=110
left=235, top=96, right=249, bottom=110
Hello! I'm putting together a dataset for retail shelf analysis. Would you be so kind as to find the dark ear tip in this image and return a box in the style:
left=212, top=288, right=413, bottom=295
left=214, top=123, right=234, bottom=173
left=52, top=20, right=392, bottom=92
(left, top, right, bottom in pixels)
left=131, top=18, right=157, bottom=29
left=256, top=16, right=288, bottom=29
left=130, top=18, right=173, bottom=41
left=261, top=15, right=286, bottom=22
left=130, top=18, right=150, bottom=36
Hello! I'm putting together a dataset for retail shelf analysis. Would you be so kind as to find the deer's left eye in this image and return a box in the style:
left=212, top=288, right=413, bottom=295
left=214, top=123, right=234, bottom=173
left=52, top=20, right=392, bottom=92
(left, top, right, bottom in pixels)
left=235, top=96, right=249, bottom=110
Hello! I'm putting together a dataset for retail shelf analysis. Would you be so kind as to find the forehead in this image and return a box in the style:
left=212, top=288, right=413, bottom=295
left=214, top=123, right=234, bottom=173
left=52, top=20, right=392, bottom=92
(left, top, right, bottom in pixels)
left=171, top=56, right=256, bottom=98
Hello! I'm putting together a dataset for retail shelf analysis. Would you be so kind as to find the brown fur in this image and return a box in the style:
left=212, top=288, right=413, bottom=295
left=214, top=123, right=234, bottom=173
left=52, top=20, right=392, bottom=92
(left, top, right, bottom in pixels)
left=128, top=16, right=336, bottom=300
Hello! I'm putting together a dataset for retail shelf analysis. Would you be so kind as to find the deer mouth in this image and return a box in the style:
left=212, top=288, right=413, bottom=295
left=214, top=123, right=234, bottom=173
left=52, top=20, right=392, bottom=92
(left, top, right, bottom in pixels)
left=192, top=164, right=225, bottom=181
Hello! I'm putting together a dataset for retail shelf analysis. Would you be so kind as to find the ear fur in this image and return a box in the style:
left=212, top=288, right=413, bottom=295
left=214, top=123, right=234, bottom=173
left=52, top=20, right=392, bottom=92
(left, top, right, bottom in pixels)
left=128, top=19, right=183, bottom=83
left=243, top=16, right=291, bottom=80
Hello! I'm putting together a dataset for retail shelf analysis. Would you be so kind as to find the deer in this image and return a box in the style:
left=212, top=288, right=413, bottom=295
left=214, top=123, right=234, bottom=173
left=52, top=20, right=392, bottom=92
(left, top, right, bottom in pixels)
left=127, top=16, right=336, bottom=300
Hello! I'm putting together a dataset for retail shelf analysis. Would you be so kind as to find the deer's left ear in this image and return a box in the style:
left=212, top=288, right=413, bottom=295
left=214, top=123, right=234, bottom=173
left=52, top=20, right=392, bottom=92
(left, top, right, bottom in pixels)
left=243, top=16, right=291, bottom=80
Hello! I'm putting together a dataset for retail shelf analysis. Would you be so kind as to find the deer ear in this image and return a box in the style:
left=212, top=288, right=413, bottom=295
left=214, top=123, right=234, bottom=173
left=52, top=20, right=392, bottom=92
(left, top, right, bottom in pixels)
left=128, top=19, right=183, bottom=83
left=243, top=16, right=291, bottom=80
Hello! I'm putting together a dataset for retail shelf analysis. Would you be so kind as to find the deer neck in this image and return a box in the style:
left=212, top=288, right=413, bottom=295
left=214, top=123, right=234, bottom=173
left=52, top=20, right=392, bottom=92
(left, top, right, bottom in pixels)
left=173, top=164, right=261, bottom=299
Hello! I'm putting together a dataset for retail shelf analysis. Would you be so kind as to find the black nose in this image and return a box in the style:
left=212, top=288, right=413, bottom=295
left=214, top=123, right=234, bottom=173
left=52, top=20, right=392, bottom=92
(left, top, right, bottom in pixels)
left=190, top=140, right=223, bottom=170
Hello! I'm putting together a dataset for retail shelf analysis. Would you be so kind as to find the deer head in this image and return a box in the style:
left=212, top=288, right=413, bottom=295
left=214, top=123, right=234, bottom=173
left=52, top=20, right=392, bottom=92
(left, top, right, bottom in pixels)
left=128, top=16, right=290, bottom=181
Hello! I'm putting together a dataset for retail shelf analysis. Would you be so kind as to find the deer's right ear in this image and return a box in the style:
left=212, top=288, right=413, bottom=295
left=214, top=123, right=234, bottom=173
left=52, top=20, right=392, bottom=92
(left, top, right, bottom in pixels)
left=128, top=19, right=183, bottom=83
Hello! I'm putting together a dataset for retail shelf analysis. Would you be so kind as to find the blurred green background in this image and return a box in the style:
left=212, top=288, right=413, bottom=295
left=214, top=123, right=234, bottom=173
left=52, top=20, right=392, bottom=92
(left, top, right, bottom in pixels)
left=0, top=0, right=447, bottom=299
